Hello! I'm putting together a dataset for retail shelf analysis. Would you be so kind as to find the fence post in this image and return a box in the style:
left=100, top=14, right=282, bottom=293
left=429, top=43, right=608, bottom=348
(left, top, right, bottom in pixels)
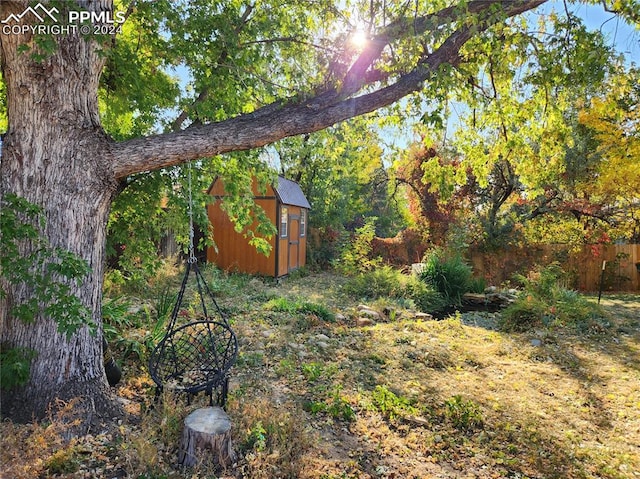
left=597, top=260, right=607, bottom=304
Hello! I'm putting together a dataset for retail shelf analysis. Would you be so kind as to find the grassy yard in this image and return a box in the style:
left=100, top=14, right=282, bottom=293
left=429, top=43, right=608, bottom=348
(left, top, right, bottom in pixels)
left=2, top=268, right=639, bottom=479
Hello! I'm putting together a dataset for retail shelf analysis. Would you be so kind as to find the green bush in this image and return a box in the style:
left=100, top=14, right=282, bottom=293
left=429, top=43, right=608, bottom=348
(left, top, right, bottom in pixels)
left=342, top=266, right=449, bottom=314
left=404, top=276, right=448, bottom=313
left=444, top=395, right=484, bottom=431
left=515, top=262, right=568, bottom=299
left=335, top=218, right=381, bottom=275
left=420, top=249, right=472, bottom=306
left=499, top=296, right=549, bottom=332
left=263, top=296, right=335, bottom=322
left=0, top=345, right=36, bottom=390
left=263, top=296, right=298, bottom=312
left=500, top=263, right=608, bottom=332
left=342, top=265, right=405, bottom=299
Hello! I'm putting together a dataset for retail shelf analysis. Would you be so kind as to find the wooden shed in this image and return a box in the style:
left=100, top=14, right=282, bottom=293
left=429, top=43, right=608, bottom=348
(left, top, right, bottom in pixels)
left=206, top=176, right=311, bottom=278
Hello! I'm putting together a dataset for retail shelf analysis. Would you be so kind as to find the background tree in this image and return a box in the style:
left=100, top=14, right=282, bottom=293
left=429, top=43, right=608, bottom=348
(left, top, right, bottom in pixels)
left=391, top=142, right=467, bottom=246
left=0, top=0, right=638, bottom=425
left=393, top=10, right=638, bottom=251
left=274, top=117, right=406, bottom=266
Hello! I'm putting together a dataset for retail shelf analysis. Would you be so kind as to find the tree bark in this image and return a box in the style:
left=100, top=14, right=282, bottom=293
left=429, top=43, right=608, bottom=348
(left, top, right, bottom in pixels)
left=178, top=407, right=235, bottom=468
left=0, top=0, right=119, bottom=423
left=110, top=0, right=547, bottom=179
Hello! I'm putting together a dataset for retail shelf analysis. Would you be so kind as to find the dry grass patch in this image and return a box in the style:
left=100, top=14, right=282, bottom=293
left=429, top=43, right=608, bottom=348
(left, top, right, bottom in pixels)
left=1, top=273, right=638, bottom=479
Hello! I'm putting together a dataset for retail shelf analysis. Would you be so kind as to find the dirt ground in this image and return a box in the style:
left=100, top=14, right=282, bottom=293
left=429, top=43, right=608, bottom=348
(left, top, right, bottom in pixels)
left=1, top=272, right=639, bottom=479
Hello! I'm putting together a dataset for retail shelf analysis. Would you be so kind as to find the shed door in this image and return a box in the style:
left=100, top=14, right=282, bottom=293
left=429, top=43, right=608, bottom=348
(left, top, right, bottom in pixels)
left=288, top=214, right=300, bottom=272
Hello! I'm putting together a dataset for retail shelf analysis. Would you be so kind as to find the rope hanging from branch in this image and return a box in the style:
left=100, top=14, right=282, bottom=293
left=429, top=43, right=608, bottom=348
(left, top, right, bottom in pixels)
left=149, top=162, right=238, bottom=407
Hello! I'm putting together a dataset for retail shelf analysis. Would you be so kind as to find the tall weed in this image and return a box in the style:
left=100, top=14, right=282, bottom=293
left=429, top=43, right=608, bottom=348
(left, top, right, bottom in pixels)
left=342, top=266, right=448, bottom=314
left=264, top=296, right=335, bottom=322
left=420, top=249, right=472, bottom=306
left=335, top=218, right=381, bottom=275
left=231, top=397, right=313, bottom=478
left=404, top=275, right=448, bottom=313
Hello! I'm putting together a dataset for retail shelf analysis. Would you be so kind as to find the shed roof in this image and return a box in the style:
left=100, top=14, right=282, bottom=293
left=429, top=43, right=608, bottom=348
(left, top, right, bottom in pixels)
left=274, top=176, right=311, bottom=209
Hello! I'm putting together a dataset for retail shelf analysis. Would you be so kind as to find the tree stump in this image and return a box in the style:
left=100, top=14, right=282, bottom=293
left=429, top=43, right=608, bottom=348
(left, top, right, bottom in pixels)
left=178, top=407, right=236, bottom=468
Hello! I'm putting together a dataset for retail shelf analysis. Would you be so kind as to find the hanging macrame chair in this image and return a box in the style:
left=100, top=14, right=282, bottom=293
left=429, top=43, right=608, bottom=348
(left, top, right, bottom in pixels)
left=148, top=164, right=238, bottom=407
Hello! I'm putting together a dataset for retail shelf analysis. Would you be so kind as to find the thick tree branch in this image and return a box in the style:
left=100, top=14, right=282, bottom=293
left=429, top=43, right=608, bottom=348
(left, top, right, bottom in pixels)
left=169, top=4, right=255, bottom=132
left=602, top=0, right=640, bottom=25
left=111, top=0, right=546, bottom=179
left=340, top=0, right=547, bottom=98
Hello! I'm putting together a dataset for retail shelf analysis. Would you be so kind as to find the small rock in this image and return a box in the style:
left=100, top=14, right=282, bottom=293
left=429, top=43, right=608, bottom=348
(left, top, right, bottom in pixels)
left=336, top=313, right=347, bottom=321
left=411, top=263, right=426, bottom=275
left=356, top=317, right=374, bottom=327
left=530, top=339, right=543, bottom=347
left=315, top=334, right=330, bottom=341
left=414, top=312, right=433, bottom=320
left=316, top=341, right=329, bottom=349
left=358, top=309, right=381, bottom=320
left=375, top=465, right=388, bottom=475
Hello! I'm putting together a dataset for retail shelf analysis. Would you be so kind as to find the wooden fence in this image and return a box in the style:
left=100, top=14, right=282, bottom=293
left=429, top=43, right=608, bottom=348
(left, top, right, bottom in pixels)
left=469, top=244, right=640, bottom=292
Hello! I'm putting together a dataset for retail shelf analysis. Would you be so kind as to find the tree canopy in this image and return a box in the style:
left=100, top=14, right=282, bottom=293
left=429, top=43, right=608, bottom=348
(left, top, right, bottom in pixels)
left=95, top=0, right=640, bottom=275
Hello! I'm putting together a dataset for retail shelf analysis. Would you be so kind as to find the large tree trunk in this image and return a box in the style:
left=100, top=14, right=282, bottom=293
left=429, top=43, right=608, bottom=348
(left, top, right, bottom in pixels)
left=0, top=1, right=118, bottom=423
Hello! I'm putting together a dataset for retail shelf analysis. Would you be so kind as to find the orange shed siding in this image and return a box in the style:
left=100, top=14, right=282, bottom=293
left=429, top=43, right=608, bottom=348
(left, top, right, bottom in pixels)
left=206, top=177, right=308, bottom=278
left=207, top=197, right=278, bottom=276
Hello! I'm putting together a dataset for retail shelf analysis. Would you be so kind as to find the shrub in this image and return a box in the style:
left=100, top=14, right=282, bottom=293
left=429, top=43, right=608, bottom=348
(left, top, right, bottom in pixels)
left=263, top=296, right=297, bottom=312
left=342, top=265, right=405, bottom=299
left=307, top=226, right=346, bottom=270
left=102, top=295, right=168, bottom=361
left=515, top=262, right=568, bottom=299
left=443, top=395, right=484, bottom=431
left=335, top=218, right=381, bottom=275
left=499, top=295, right=549, bottom=332
left=500, top=263, right=608, bottom=332
left=404, top=276, right=448, bottom=313
left=264, top=296, right=335, bottom=322
left=420, top=249, right=472, bottom=305
left=342, top=266, right=449, bottom=314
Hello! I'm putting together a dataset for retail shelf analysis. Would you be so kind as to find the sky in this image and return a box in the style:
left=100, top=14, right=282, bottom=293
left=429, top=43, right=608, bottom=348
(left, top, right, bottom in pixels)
left=377, top=1, right=640, bottom=154
left=561, top=2, right=639, bottom=60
